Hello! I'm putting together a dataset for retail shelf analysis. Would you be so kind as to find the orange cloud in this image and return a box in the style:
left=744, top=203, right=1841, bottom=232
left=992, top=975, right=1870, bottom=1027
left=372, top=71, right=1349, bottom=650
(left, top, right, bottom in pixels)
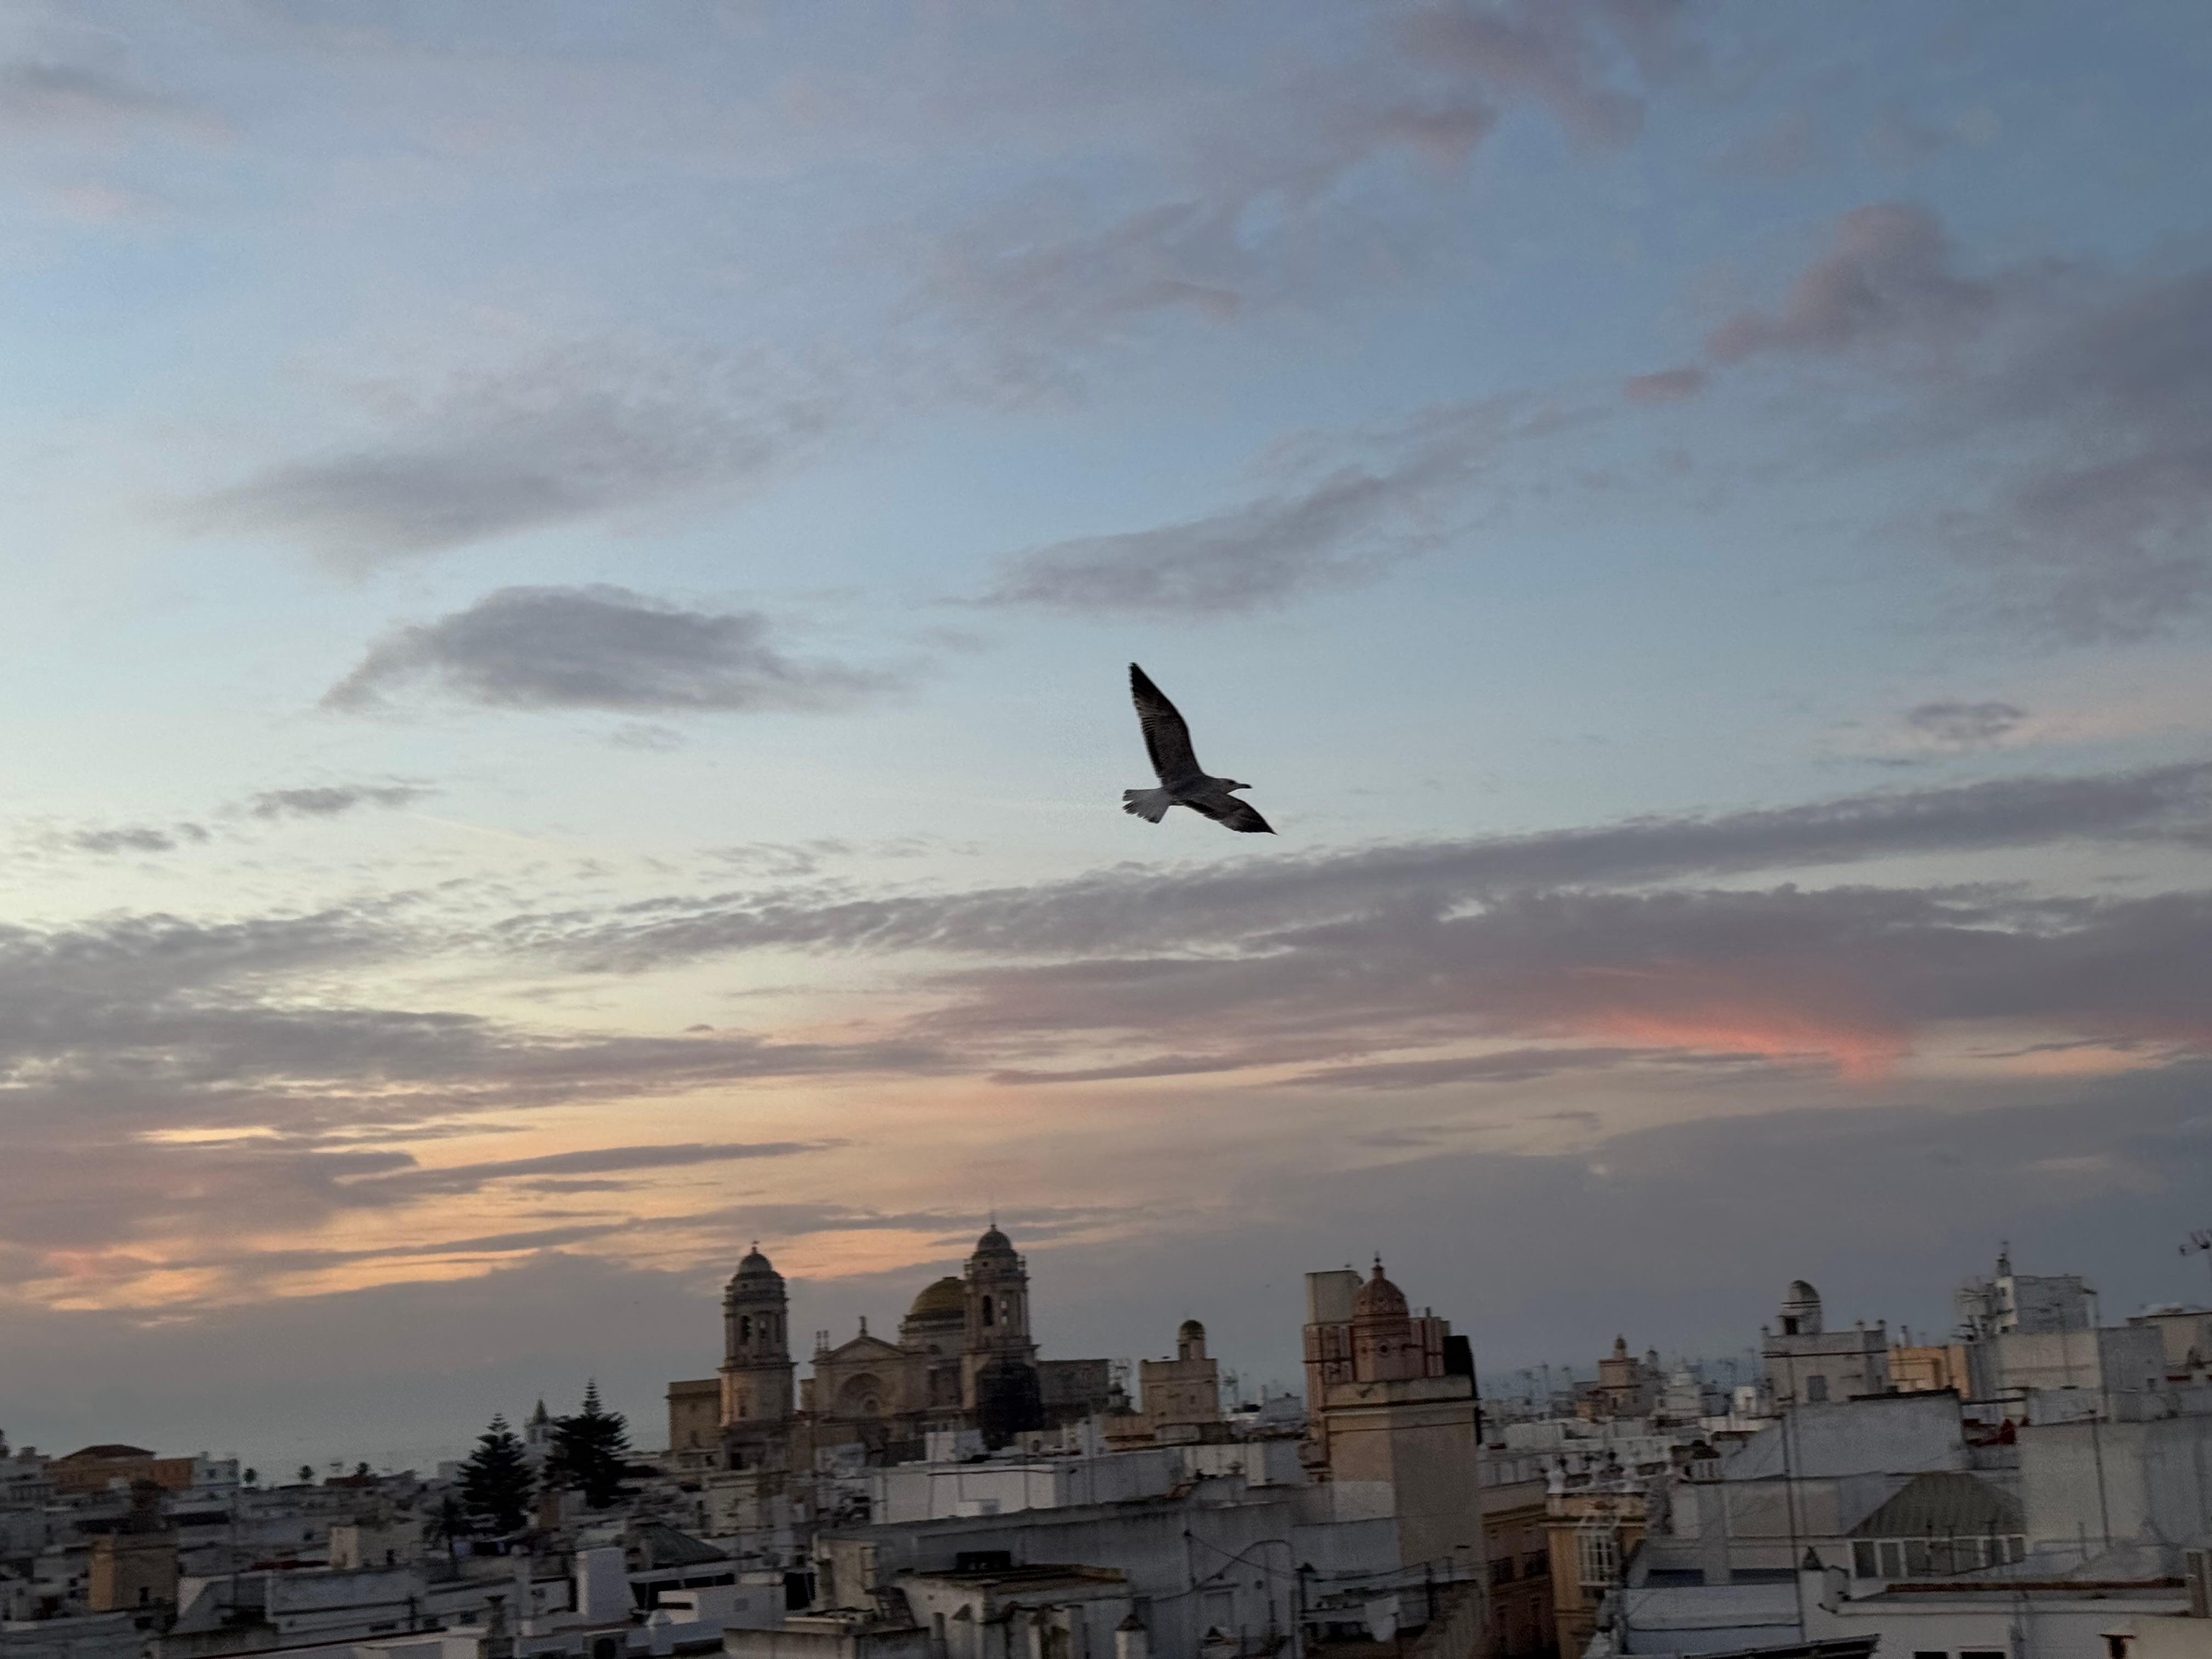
left=1525, top=963, right=1909, bottom=1082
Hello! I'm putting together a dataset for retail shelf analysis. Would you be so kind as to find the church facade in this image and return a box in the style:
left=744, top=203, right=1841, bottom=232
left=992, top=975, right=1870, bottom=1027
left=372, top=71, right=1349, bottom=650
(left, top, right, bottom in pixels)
left=666, top=1224, right=1116, bottom=1470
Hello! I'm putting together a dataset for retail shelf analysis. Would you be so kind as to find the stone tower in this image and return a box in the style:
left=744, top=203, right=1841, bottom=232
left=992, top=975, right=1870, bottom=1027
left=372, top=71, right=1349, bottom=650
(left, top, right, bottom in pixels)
left=962, top=1223, right=1033, bottom=1367
left=961, top=1223, right=1041, bottom=1442
left=720, top=1244, right=795, bottom=1435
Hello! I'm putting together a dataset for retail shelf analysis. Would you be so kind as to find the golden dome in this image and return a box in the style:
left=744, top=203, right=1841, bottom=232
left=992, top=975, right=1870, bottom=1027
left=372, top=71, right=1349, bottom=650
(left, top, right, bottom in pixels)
left=907, top=1276, right=967, bottom=1322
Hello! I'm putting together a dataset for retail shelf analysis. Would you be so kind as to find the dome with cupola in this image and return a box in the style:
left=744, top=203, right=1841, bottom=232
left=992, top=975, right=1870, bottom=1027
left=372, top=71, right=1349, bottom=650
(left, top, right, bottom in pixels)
left=1353, top=1257, right=1409, bottom=1321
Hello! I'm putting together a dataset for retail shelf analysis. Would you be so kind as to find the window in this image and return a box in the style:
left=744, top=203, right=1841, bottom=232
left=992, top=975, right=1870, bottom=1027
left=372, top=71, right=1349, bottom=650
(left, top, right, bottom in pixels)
left=1575, top=1530, right=1619, bottom=1593
left=1490, top=1558, right=1515, bottom=1585
left=1911, top=1650, right=1947, bottom=1659
left=1807, top=1375, right=1829, bottom=1403
left=1522, top=1551, right=1549, bottom=1578
left=982, top=1296, right=995, bottom=1327
left=741, top=1315, right=752, bottom=1341
left=1863, top=1538, right=2024, bottom=1581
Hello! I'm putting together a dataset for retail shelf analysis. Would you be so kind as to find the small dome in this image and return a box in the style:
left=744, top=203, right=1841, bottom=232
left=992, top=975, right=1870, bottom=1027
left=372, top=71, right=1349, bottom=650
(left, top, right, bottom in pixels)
left=1353, top=1258, right=1408, bottom=1321
left=974, top=1224, right=1014, bottom=1256
left=1783, top=1279, right=1821, bottom=1308
left=731, top=1242, right=779, bottom=1280
left=908, top=1277, right=966, bottom=1322
left=1178, top=1318, right=1206, bottom=1342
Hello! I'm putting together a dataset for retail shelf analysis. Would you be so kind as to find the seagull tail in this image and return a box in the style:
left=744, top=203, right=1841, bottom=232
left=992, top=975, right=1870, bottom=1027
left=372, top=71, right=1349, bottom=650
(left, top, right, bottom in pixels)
left=1121, top=787, right=1172, bottom=824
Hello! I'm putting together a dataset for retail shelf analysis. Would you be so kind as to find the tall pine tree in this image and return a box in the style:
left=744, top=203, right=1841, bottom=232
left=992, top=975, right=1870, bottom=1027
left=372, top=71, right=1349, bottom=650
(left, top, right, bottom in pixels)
left=548, top=1382, right=631, bottom=1509
left=458, top=1413, right=534, bottom=1536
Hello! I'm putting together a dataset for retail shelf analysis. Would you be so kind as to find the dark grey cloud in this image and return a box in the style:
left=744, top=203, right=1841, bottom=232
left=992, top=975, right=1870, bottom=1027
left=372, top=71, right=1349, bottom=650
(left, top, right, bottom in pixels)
left=347, top=1139, right=840, bottom=1203
left=244, top=784, right=431, bottom=820
left=1903, top=700, right=2027, bottom=747
left=1283, top=1045, right=1765, bottom=1090
left=988, top=1055, right=1270, bottom=1087
left=517, top=760, right=2212, bottom=968
left=66, top=822, right=208, bottom=855
left=980, top=402, right=1537, bottom=617
left=324, top=585, right=901, bottom=714
left=911, top=883, right=2212, bottom=1085
left=184, top=344, right=842, bottom=570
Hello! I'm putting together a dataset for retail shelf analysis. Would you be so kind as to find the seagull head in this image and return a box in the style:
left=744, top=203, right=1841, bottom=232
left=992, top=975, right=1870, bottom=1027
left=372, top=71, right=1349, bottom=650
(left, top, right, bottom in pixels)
left=1224, top=780, right=1252, bottom=792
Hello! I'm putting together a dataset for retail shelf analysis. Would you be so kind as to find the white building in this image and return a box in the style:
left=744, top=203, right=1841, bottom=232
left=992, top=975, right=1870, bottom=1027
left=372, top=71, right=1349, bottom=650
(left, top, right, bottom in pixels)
left=1956, top=1250, right=2096, bottom=1337
left=1760, top=1283, right=1888, bottom=1408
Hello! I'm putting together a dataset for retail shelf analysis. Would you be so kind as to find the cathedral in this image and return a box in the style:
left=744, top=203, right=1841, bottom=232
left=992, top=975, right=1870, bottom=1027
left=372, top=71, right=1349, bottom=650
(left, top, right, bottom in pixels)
left=665, top=1223, right=1116, bottom=1469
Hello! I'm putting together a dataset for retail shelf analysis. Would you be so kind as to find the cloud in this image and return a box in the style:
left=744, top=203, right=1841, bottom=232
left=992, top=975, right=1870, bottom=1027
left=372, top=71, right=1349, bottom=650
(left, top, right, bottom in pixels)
left=1940, top=268, right=2212, bottom=639
left=1623, top=201, right=2012, bottom=402
left=183, top=341, right=843, bottom=571
left=913, top=884, right=2212, bottom=1084
left=518, top=760, right=2212, bottom=968
left=0, top=901, right=942, bottom=1286
left=1903, top=700, right=2027, bottom=748
left=980, top=402, right=1536, bottom=617
left=1639, top=203, right=2212, bottom=637
left=66, top=823, right=208, bottom=855
left=475, top=759, right=2212, bottom=1087
left=1622, top=366, right=1706, bottom=404
left=1400, top=0, right=1666, bottom=148
left=916, top=1, right=1686, bottom=386
left=987, top=1055, right=1263, bottom=1087
left=1705, top=203, right=1996, bottom=364
left=345, top=1139, right=842, bottom=1203
left=244, top=785, right=431, bottom=820
left=324, top=586, right=902, bottom=714
left=1283, top=1045, right=1761, bottom=1090
left=0, top=55, right=217, bottom=141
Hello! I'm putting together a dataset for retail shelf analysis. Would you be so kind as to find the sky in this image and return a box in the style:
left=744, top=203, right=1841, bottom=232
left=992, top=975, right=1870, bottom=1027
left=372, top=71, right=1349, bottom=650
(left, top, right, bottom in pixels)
left=3, top=0, right=2212, bottom=1476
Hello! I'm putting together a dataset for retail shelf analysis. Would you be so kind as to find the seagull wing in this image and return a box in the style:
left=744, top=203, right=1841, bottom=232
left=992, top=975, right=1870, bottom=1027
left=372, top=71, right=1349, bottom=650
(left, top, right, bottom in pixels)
left=1129, top=663, right=1202, bottom=783
left=1184, top=790, right=1275, bottom=835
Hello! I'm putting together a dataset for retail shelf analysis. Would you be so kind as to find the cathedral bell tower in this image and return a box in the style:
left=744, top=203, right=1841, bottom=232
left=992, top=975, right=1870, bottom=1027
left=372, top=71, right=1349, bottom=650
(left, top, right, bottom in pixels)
left=720, top=1245, right=794, bottom=1434
left=961, top=1223, right=1042, bottom=1442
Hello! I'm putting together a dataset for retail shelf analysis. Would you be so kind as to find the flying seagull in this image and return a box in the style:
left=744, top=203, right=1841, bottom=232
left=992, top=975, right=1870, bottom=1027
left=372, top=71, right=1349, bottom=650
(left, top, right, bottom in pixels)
left=1122, top=663, right=1275, bottom=834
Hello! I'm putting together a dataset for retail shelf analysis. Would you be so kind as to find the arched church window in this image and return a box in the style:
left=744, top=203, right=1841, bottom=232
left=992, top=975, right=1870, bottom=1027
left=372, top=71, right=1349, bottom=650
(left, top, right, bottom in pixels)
left=983, top=1296, right=996, bottom=1327
left=741, top=1315, right=753, bottom=1341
